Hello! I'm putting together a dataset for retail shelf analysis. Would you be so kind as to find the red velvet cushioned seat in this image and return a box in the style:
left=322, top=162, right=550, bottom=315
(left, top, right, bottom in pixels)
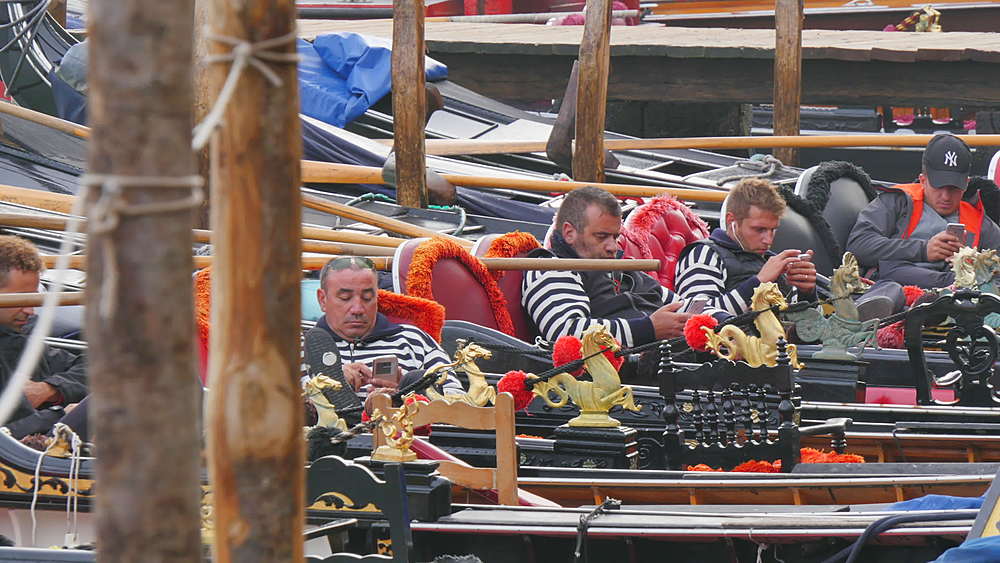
left=620, top=194, right=711, bottom=291
left=393, top=237, right=515, bottom=335
left=471, top=232, right=541, bottom=342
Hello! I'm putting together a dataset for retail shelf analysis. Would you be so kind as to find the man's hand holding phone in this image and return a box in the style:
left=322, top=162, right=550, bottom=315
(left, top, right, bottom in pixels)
left=344, top=357, right=400, bottom=391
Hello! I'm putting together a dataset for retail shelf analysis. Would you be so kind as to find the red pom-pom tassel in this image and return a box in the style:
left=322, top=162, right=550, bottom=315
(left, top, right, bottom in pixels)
left=552, top=334, right=624, bottom=375
left=876, top=321, right=904, bottom=349
left=903, top=285, right=926, bottom=307
left=684, top=314, right=719, bottom=352
left=497, top=370, right=536, bottom=410
left=552, top=335, right=584, bottom=376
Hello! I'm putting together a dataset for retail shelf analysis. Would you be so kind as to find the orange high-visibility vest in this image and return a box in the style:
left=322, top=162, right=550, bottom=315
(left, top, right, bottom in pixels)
left=891, top=183, right=985, bottom=247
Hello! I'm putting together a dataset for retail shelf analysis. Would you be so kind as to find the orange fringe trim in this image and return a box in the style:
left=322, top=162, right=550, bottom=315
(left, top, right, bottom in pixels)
left=377, top=289, right=445, bottom=342
left=685, top=447, right=865, bottom=473
left=405, top=237, right=516, bottom=336
left=483, top=231, right=541, bottom=281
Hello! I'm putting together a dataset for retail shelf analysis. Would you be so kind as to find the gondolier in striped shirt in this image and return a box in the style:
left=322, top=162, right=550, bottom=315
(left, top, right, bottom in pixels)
left=522, top=186, right=730, bottom=347
left=310, top=256, right=460, bottom=393
left=675, top=178, right=902, bottom=319
left=674, top=178, right=818, bottom=316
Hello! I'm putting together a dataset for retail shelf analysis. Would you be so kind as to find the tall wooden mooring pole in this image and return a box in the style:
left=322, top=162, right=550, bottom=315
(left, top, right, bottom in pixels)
left=393, top=0, right=429, bottom=208
left=773, top=0, right=804, bottom=166
left=86, top=0, right=202, bottom=560
left=573, top=0, right=612, bottom=183
left=203, top=0, right=305, bottom=561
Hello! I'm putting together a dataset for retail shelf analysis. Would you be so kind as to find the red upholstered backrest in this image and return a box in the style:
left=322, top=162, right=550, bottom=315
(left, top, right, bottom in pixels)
left=393, top=238, right=515, bottom=335
left=620, top=195, right=710, bottom=290
left=472, top=233, right=541, bottom=342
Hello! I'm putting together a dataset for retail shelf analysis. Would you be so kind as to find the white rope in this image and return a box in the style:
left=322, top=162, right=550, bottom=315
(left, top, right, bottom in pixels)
left=63, top=425, right=82, bottom=547
left=0, top=187, right=87, bottom=429
left=82, top=174, right=204, bottom=320
left=29, top=437, right=57, bottom=547
left=191, top=28, right=299, bottom=150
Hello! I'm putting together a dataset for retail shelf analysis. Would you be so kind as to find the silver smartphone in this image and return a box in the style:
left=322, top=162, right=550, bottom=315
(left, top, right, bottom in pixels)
left=946, top=223, right=966, bottom=246
left=684, top=295, right=710, bottom=314
left=371, top=356, right=400, bottom=384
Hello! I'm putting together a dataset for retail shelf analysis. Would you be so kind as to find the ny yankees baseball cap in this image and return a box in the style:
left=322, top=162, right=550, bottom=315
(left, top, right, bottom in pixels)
left=923, top=133, right=971, bottom=190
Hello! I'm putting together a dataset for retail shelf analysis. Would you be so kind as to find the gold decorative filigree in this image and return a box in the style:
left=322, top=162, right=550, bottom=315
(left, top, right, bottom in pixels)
left=703, top=283, right=804, bottom=369
left=371, top=399, right=420, bottom=462
left=531, top=325, right=640, bottom=427
left=303, top=375, right=348, bottom=432
left=425, top=341, right=496, bottom=407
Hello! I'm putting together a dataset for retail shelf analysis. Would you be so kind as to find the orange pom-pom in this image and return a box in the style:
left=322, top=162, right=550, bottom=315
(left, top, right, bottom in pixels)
left=686, top=464, right=723, bottom=472
left=732, top=459, right=780, bottom=473
left=903, top=285, right=926, bottom=307
left=498, top=370, right=536, bottom=410
left=553, top=335, right=584, bottom=376
left=684, top=314, right=719, bottom=352
left=799, top=447, right=865, bottom=464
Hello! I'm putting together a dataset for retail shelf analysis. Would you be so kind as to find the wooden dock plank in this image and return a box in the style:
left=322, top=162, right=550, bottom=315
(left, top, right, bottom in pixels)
left=297, top=21, right=1000, bottom=106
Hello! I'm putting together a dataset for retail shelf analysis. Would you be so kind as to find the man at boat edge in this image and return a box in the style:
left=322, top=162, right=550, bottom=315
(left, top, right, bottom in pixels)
left=0, top=236, right=87, bottom=439
left=521, top=186, right=731, bottom=347
left=846, top=133, right=1000, bottom=288
left=310, top=256, right=461, bottom=394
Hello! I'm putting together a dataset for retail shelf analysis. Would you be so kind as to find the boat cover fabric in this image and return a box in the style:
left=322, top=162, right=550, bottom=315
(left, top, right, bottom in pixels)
left=934, top=536, right=1000, bottom=562
left=300, top=118, right=556, bottom=224
left=298, top=33, right=448, bottom=128
left=890, top=493, right=985, bottom=511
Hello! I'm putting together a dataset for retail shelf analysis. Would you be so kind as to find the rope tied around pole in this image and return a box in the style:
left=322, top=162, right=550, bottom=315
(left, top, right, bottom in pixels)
left=82, top=174, right=205, bottom=319
left=192, top=29, right=300, bottom=150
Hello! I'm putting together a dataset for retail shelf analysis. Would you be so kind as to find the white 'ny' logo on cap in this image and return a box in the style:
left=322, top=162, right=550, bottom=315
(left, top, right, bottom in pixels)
left=945, top=151, right=958, bottom=167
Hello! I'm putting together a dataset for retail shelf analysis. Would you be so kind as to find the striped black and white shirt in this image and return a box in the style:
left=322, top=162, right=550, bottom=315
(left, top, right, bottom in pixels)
left=522, top=267, right=681, bottom=347
left=675, top=242, right=759, bottom=316
left=675, top=230, right=807, bottom=316
left=315, top=314, right=461, bottom=391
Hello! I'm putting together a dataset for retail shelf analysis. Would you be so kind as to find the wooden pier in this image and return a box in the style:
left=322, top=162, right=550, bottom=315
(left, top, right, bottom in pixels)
left=299, top=21, right=1000, bottom=107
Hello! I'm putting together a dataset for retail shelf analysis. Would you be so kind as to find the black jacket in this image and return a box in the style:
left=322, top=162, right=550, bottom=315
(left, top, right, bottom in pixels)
left=0, top=321, right=87, bottom=427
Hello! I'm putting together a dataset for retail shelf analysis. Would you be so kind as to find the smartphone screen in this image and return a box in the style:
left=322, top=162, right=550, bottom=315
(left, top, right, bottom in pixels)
left=684, top=296, right=709, bottom=314
left=946, top=223, right=966, bottom=245
left=371, top=356, right=400, bottom=384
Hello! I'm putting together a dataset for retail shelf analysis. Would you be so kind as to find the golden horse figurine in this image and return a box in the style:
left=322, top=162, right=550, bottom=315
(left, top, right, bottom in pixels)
left=425, top=341, right=497, bottom=406
left=703, top=282, right=804, bottom=369
left=303, top=375, right=349, bottom=432
left=532, top=324, right=640, bottom=427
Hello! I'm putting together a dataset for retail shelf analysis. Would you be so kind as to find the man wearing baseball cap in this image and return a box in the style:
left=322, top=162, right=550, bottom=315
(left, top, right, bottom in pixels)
left=847, top=133, right=1000, bottom=288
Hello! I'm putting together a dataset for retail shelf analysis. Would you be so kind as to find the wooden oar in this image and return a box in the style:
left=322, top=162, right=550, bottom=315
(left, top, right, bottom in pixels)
left=4, top=99, right=997, bottom=159
left=43, top=254, right=660, bottom=272
left=301, top=161, right=728, bottom=202
left=0, top=189, right=407, bottom=248
left=301, top=192, right=476, bottom=248
left=0, top=101, right=90, bottom=139
left=383, top=133, right=1000, bottom=156
left=0, top=212, right=396, bottom=257
left=0, top=291, right=84, bottom=307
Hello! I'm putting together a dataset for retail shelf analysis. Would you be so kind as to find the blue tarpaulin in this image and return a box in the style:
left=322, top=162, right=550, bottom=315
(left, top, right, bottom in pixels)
left=890, top=494, right=986, bottom=511
left=298, top=32, right=448, bottom=127
left=934, top=537, right=1000, bottom=562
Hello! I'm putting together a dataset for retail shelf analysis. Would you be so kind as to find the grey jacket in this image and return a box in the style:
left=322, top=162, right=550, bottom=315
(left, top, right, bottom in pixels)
left=846, top=190, right=1000, bottom=274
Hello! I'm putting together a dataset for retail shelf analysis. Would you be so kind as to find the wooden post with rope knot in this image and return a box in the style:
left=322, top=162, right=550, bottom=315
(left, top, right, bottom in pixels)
left=202, top=0, right=305, bottom=561
left=86, top=0, right=203, bottom=559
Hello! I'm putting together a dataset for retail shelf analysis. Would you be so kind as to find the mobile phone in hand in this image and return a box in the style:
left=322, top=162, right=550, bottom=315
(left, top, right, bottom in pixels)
left=684, top=295, right=709, bottom=314
left=946, top=223, right=966, bottom=246
left=371, top=356, right=400, bottom=384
